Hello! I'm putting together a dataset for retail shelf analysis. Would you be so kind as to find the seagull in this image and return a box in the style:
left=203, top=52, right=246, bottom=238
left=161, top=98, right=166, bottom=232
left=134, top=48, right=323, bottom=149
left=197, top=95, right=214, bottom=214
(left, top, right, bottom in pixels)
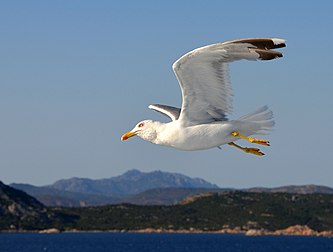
left=121, top=38, right=286, bottom=156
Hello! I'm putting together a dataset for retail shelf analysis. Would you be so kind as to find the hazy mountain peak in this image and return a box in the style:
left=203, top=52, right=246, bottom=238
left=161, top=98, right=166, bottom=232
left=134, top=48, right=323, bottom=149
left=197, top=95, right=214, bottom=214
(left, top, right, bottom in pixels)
left=122, top=169, right=142, bottom=176
left=46, top=170, right=218, bottom=197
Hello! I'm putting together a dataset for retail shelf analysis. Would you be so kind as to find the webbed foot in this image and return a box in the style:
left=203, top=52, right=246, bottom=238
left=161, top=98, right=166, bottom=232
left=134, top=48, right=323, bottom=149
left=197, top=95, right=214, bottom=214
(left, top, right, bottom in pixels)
left=231, top=131, right=270, bottom=146
left=228, top=142, right=265, bottom=156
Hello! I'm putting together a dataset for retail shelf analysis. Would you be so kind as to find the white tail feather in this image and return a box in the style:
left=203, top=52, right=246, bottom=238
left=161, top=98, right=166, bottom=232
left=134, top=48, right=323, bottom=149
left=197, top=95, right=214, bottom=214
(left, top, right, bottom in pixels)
left=237, top=106, right=275, bottom=135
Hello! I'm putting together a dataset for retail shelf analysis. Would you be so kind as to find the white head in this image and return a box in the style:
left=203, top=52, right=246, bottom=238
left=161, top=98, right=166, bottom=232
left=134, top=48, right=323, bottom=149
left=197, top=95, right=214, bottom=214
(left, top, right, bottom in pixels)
left=121, top=120, right=160, bottom=143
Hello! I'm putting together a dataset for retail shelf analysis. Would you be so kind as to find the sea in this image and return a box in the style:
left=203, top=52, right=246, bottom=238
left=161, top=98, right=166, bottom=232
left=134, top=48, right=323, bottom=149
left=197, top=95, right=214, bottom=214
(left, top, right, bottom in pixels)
left=1, top=232, right=333, bottom=252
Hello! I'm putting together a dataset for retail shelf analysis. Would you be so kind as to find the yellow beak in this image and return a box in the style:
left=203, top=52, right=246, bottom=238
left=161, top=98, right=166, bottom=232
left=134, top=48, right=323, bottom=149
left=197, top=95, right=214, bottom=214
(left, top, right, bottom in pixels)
left=121, top=131, right=138, bottom=141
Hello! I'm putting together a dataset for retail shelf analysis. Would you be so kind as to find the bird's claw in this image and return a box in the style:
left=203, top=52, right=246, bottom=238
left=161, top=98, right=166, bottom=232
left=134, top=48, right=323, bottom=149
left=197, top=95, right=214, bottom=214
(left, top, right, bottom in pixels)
left=228, top=142, right=265, bottom=156
left=244, top=147, right=265, bottom=156
left=231, top=131, right=270, bottom=146
left=248, top=138, right=270, bottom=146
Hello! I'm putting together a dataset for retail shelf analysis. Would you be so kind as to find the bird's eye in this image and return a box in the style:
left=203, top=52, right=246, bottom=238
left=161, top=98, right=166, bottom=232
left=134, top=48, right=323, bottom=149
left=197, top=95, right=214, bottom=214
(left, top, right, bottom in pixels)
left=138, top=123, right=144, bottom=128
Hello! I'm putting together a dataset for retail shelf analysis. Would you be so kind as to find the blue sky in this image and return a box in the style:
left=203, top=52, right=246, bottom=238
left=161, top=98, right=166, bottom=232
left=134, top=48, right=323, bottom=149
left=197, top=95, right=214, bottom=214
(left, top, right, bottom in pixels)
left=1, top=1, right=333, bottom=188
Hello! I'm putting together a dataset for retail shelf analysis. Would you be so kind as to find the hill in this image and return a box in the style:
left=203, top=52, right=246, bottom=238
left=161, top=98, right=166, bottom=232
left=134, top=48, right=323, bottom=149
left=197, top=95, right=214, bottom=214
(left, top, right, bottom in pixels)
left=57, top=191, right=333, bottom=232
left=122, top=187, right=229, bottom=205
left=124, top=185, right=333, bottom=205
left=0, top=181, right=75, bottom=230
left=246, top=184, right=333, bottom=194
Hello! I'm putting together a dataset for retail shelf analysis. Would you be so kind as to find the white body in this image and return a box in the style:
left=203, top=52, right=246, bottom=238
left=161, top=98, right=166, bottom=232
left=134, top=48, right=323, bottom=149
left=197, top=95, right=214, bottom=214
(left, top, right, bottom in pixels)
left=137, top=106, right=274, bottom=151
left=156, top=121, right=237, bottom=150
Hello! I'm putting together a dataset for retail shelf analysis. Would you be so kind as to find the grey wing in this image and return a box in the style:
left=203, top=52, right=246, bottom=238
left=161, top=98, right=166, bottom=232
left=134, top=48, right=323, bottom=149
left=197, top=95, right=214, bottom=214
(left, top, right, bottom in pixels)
left=148, top=104, right=181, bottom=121
left=172, top=38, right=286, bottom=125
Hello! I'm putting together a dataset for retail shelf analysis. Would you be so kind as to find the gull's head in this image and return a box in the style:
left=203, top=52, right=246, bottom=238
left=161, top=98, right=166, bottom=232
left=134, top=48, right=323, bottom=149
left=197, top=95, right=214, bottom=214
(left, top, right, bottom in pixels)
left=121, top=120, right=159, bottom=142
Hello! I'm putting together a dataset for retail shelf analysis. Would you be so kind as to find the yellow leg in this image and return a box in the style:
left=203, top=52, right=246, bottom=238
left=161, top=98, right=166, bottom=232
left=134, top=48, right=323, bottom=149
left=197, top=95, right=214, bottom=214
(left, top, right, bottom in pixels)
left=231, top=131, right=270, bottom=146
left=228, top=142, right=265, bottom=156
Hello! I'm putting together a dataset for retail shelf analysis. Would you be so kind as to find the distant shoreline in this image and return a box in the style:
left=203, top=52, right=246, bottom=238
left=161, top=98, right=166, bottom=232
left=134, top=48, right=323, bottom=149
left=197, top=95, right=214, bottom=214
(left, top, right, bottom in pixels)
left=3, top=225, right=333, bottom=237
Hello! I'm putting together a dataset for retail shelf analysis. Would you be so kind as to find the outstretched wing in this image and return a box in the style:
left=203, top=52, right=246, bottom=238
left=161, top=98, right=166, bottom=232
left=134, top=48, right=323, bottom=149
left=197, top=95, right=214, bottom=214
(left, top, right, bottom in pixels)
left=172, top=38, right=286, bottom=125
left=148, top=104, right=181, bottom=121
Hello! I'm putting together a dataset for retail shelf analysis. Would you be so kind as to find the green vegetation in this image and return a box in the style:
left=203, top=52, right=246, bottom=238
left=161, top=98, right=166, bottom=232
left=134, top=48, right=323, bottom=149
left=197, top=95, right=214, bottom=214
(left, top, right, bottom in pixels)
left=56, top=192, right=333, bottom=232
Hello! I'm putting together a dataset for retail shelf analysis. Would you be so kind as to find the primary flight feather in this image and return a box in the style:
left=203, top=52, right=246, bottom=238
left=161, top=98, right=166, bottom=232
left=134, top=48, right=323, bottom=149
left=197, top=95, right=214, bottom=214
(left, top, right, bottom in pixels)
left=121, top=38, right=286, bottom=156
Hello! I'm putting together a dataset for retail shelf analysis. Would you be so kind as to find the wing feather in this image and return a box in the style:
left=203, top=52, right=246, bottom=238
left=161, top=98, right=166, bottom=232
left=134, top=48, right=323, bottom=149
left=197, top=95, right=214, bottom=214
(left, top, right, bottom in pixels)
left=172, top=38, right=286, bottom=125
left=148, top=104, right=181, bottom=121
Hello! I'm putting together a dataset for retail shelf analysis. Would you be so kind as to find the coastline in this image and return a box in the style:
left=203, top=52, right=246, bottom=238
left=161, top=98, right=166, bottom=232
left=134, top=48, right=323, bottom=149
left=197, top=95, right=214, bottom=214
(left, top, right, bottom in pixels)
left=3, top=225, right=333, bottom=237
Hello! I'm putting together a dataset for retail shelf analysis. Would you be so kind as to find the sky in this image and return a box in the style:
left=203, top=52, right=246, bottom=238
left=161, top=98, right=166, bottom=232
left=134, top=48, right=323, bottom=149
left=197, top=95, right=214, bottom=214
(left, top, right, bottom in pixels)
left=1, top=1, right=333, bottom=188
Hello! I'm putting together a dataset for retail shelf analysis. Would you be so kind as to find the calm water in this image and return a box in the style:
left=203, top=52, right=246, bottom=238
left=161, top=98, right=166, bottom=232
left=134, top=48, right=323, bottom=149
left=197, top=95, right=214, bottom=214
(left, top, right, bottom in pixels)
left=0, top=232, right=333, bottom=252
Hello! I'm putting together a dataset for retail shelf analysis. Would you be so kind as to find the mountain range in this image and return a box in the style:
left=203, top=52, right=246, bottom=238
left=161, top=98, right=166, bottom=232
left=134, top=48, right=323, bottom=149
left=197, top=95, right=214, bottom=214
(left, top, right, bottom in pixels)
left=10, top=169, right=333, bottom=207
left=11, top=169, right=219, bottom=206
left=49, top=169, right=218, bottom=196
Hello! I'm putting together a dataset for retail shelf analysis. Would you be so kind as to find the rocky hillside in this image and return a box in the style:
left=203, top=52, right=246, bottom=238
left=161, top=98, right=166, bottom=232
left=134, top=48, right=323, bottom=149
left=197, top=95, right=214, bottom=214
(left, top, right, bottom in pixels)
left=0, top=181, right=76, bottom=230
